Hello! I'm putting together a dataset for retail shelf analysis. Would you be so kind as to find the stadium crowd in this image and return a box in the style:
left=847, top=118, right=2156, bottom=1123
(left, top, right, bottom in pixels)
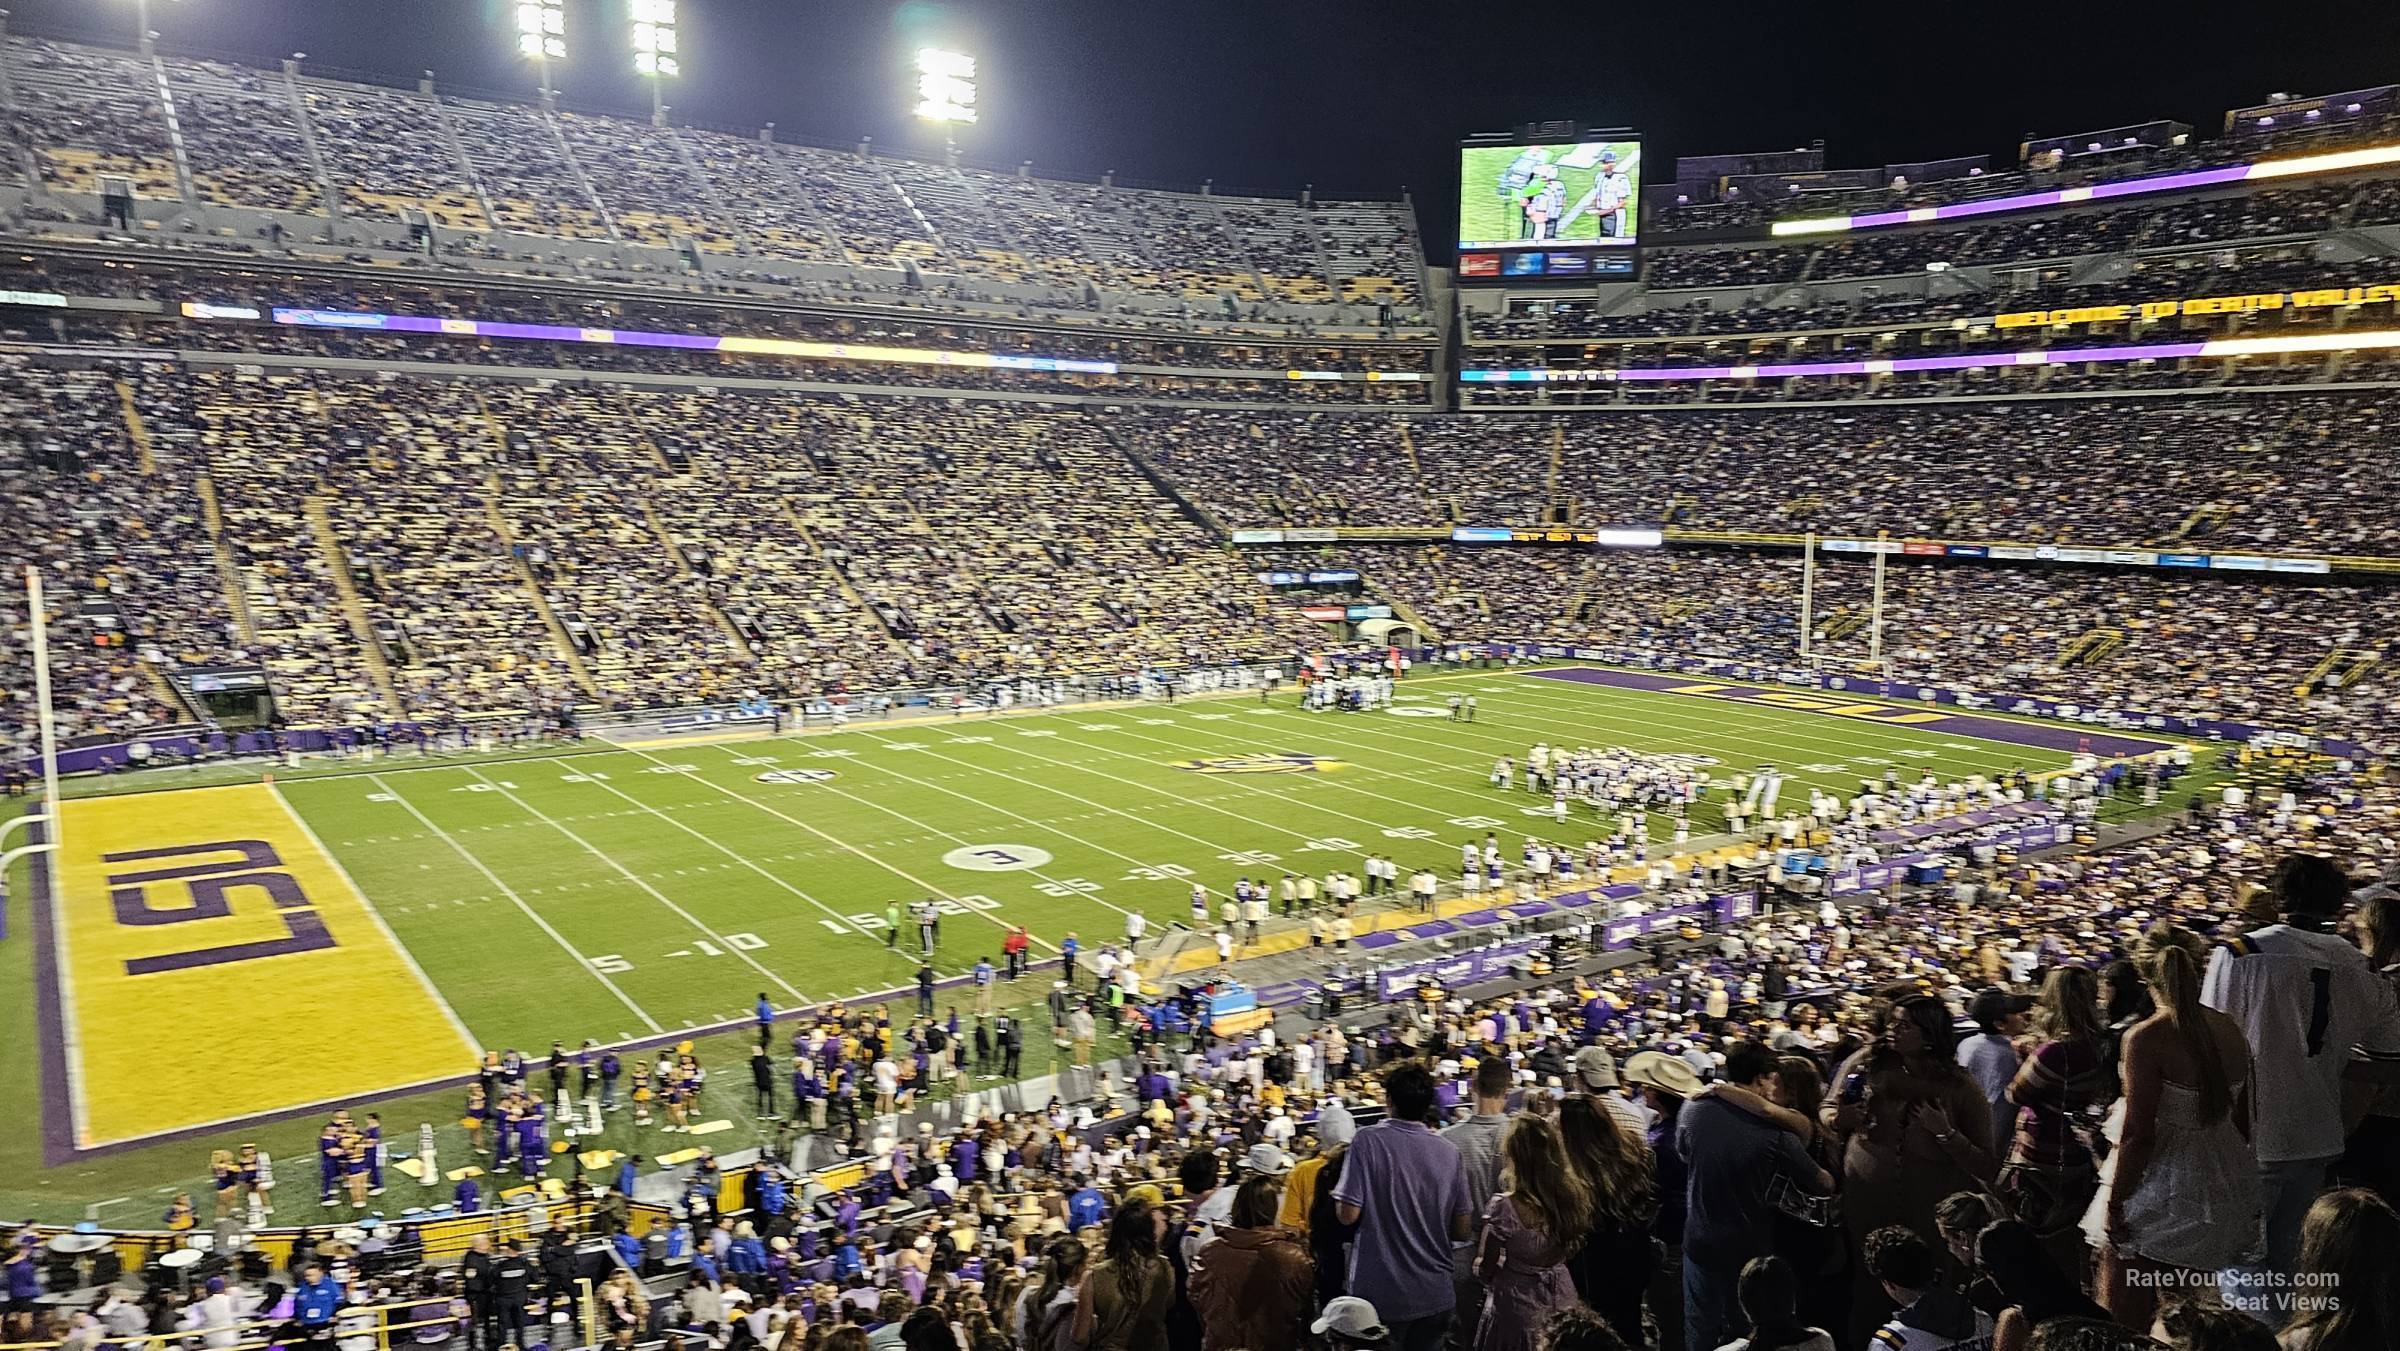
left=0, top=36, right=1428, bottom=315
left=13, top=761, right=2400, bottom=1351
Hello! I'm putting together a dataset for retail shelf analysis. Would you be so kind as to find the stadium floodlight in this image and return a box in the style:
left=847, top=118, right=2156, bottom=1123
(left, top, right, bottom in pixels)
left=631, top=0, right=680, bottom=78
left=915, top=48, right=979, bottom=126
left=515, top=1, right=566, bottom=61
left=514, top=0, right=565, bottom=95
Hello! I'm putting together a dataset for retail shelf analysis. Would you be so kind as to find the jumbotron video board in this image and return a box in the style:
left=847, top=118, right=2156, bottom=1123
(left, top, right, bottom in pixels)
left=1458, top=135, right=1642, bottom=281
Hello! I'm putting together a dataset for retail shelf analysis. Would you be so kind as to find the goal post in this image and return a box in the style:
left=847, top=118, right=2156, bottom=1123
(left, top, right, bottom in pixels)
left=1, top=567, right=64, bottom=939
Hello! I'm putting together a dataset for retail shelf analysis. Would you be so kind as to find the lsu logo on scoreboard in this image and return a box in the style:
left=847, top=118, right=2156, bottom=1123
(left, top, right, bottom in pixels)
left=1171, top=753, right=1346, bottom=775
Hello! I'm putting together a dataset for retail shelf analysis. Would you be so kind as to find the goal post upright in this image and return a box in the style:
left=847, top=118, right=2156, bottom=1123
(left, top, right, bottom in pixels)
left=2, top=567, right=64, bottom=937
left=1868, top=529, right=1889, bottom=666
left=1798, top=531, right=1816, bottom=661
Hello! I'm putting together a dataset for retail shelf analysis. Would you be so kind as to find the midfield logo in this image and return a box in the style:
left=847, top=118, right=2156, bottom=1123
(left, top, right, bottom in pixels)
left=1170, top=754, right=1345, bottom=775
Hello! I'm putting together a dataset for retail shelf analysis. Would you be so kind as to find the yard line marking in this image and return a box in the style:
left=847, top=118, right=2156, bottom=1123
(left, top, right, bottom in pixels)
left=461, top=767, right=809, bottom=1004
left=265, top=783, right=481, bottom=1059
left=843, top=721, right=1403, bottom=852
left=369, top=774, right=665, bottom=1034
left=720, top=740, right=1153, bottom=921
left=539, top=758, right=903, bottom=955
left=596, top=741, right=1048, bottom=950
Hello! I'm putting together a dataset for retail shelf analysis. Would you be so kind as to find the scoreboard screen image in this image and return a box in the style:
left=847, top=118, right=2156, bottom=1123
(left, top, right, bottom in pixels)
left=1458, top=138, right=1642, bottom=281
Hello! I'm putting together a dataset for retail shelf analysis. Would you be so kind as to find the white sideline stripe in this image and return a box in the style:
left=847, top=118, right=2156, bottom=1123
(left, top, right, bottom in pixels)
left=462, top=767, right=809, bottom=1004
left=596, top=739, right=1050, bottom=951
left=271, top=783, right=483, bottom=1055
left=369, top=774, right=666, bottom=1034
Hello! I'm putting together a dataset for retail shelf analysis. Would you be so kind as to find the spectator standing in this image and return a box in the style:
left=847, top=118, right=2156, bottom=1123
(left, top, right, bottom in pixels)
left=1190, top=1176, right=1315, bottom=1351
left=1960, top=988, right=2033, bottom=1149
left=2203, top=856, right=2400, bottom=1292
left=2338, top=891, right=2400, bottom=1209
left=1074, top=1197, right=1174, bottom=1351
left=1556, top=1094, right=1656, bottom=1348
left=1016, top=1237, right=1088, bottom=1351
left=1333, top=1064, right=1475, bottom=1351
left=1472, top=1115, right=1592, bottom=1351
left=1998, top=967, right=2108, bottom=1280
left=1826, top=995, right=1999, bottom=1341
left=1683, top=1043, right=1831, bottom=1351
left=1442, top=1056, right=1513, bottom=1337
left=2084, top=923, right=2260, bottom=1331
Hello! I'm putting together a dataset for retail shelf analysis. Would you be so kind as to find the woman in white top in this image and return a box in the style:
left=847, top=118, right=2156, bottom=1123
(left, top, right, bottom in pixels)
left=2082, top=922, right=2262, bottom=1331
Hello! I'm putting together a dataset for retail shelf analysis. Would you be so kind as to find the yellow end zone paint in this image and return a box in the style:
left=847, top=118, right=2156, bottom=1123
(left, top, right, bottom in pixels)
left=51, top=784, right=477, bottom=1147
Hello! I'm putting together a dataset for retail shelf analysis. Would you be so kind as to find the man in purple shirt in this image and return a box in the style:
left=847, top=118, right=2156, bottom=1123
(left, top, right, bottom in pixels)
left=1332, top=1063, right=1473, bottom=1351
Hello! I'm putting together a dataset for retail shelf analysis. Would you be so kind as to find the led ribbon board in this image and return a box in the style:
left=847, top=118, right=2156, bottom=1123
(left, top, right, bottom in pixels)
left=1769, top=143, right=2400, bottom=237
left=265, top=307, right=1122, bottom=374
left=1459, top=328, right=2400, bottom=382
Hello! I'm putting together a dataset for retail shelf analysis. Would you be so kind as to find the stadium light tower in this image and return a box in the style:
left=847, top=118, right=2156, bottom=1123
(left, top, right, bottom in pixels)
left=514, top=0, right=566, bottom=96
left=914, top=47, right=978, bottom=152
left=630, top=0, right=679, bottom=123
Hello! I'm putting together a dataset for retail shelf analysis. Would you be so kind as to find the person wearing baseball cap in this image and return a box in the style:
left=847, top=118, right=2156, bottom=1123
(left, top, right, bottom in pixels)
left=1575, top=1045, right=1655, bottom=1139
left=1960, top=988, right=2034, bottom=1149
left=1312, top=1296, right=1389, bottom=1349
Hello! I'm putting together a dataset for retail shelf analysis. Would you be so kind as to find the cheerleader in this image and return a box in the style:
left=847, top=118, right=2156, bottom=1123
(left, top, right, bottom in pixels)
left=162, top=1193, right=197, bottom=1233
left=342, top=1136, right=371, bottom=1209
left=210, top=1150, right=240, bottom=1219
left=630, top=1062, right=655, bottom=1127
left=663, top=1070, right=691, bottom=1133
left=463, top=1083, right=491, bottom=1156
left=240, top=1142, right=274, bottom=1221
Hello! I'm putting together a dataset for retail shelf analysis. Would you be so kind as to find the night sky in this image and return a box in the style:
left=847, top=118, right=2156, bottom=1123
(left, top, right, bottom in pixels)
left=9, top=0, right=2399, bottom=241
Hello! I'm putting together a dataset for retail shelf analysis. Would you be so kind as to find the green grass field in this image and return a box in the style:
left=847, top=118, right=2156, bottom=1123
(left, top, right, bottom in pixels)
left=3, top=665, right=2185, bottom=1223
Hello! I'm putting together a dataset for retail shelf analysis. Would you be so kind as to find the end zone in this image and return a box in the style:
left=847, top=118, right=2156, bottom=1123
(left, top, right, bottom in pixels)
left=39, top=784, right=478, bottom=1154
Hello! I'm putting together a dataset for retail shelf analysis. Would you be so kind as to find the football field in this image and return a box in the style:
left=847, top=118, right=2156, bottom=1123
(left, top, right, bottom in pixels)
left=21, top=665, right=2181, bottom=1180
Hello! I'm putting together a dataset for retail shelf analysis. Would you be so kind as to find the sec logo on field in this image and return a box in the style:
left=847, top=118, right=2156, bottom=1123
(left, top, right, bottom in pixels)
left=756, top=769, right=839, bottom=784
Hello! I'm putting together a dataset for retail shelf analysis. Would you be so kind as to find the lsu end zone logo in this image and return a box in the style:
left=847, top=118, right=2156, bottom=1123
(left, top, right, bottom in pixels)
left=756, top=768, right=838, bottom=784
left=1171, top=753, right=1345, bottom=775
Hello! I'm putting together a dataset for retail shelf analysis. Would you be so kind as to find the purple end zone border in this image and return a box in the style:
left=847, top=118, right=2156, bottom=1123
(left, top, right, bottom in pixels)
left=1522, top=666, right=2177, bottom=758
left=28, top=813, right=80, bottom=1167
